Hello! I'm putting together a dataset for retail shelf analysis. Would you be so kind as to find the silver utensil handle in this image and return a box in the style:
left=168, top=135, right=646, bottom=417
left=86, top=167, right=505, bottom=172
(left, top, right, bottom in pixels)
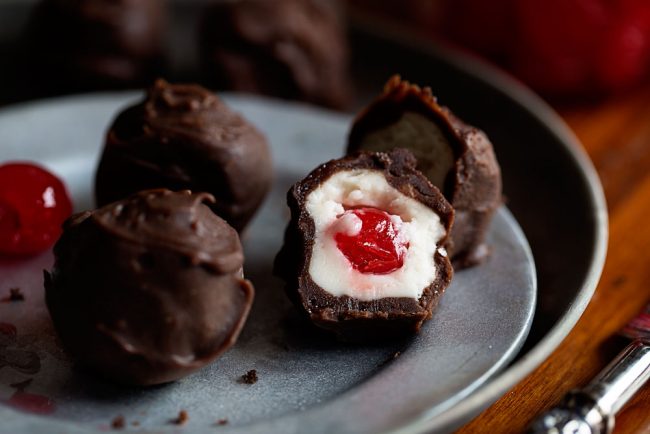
left=528, top=340, right=650, bottom=434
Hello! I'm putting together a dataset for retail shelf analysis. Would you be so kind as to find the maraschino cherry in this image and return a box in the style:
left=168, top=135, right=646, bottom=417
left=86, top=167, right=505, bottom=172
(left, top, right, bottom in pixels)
left=334, top=207, right=408, bottom=274
left=0, top=162, right=72, bottom=256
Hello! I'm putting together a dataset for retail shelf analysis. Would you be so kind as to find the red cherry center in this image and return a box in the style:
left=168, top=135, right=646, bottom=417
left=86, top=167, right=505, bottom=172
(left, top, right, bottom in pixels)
left=334, top=207, right=408, bottom=275
left=0, top=163, right=72, bottom=256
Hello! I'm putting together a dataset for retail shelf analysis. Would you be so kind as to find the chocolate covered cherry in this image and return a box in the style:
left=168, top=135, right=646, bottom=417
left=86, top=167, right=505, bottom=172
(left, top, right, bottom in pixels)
left=275, top=149, right=454, bottom=341
left=45, top=189, right=254, bottom=385
left=95, top=79, right=273, bottom=232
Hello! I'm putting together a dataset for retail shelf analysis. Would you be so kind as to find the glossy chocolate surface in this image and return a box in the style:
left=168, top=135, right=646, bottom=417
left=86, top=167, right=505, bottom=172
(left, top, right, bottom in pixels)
left=45, top=189, right=254, bottom=385
left=95, top=79, right=273, bottom=231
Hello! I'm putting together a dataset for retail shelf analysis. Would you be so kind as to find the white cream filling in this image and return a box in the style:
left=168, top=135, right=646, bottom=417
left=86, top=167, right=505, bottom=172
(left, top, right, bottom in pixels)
left=305, top=169, right=446, bottom=302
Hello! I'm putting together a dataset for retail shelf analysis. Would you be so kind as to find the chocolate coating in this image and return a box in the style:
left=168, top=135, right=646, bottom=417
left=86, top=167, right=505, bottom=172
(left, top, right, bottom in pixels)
left=348, top=76, right=502, bottom=267
left=199, top=0, right=352, bottom=109
left=275, top=149, right=454, bottom=341
left=95, top=79, right=273, bottom=231
left=22, top=0, right=165, bottom=92
left=44, top=190, right=254, bottom=386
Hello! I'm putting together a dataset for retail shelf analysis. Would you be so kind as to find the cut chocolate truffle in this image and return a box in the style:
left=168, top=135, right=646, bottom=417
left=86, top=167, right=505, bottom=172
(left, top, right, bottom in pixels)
left=95, top=79, right=273, bottom=231
left=199, top=0, right=352, bottom=109
left=348, top=76, right=502, bottom=267
left=22, top=0, right=165, bottom=93
left=44, top=190, right=254, bottom=386
left=275, top=149, right=454, bottom=341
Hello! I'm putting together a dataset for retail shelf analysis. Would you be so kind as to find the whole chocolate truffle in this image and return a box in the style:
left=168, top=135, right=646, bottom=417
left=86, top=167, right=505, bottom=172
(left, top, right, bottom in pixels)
left=199, top=0, right=352, bottom=109
left=22, top=0, right=165, bottom=93
left=275, top=149, right=454, bottom=341
left=44, top=190, right=254, bottom=386
left=95, top=79, right=273, bottom=231
left=348, top=76, right=502, bottom=267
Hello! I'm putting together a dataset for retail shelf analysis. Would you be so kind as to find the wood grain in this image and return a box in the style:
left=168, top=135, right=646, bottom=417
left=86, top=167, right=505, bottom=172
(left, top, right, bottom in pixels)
left=457, top=84, right=650, bottom=434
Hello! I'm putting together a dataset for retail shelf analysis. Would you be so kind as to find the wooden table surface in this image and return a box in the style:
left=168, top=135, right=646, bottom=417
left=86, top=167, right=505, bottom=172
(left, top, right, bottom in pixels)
left=457, top=83, right=650, bottom=433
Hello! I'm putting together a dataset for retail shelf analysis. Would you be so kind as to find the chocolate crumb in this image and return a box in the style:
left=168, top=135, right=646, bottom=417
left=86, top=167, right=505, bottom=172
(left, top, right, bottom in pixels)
left=2, top=287, right=24, bottom=302
left=215, top=418, right=229, bottom=426
left=111, top=415, right=125, bottom=430
left=171, top=410, right=189, bottom=425
left=240, top=369, right=258, bottom=384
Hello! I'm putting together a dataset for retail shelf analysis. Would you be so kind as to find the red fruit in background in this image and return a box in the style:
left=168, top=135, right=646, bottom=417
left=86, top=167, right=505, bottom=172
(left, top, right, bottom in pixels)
left=335, top=207, right=408, bottom=275
left=513, top=0, right=608, bottom=94
left=595, top=0, right=650, bottom=91
left=351, top=0, right=650, bottom=96
left=512, top=0, right=650, bottom=96
left=0, top=163, right=72, bottom=256
left=434, top=0, right=650, bottom=97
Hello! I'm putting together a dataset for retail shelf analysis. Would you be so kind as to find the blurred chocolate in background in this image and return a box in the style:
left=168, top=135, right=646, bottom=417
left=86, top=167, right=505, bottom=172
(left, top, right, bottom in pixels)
left=200, top=0, right=352, bottom=109
left=1, top=0, right=649, bottom=107
left=20, top=0, right=166, bottom=96
left=0, top=0, right=354, bottom=109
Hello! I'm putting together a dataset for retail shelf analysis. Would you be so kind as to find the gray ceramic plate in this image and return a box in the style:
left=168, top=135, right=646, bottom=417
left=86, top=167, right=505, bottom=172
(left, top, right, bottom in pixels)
left=0, top=4, right=609, bottom=431
left=0, top=93, right=536, bottom=433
